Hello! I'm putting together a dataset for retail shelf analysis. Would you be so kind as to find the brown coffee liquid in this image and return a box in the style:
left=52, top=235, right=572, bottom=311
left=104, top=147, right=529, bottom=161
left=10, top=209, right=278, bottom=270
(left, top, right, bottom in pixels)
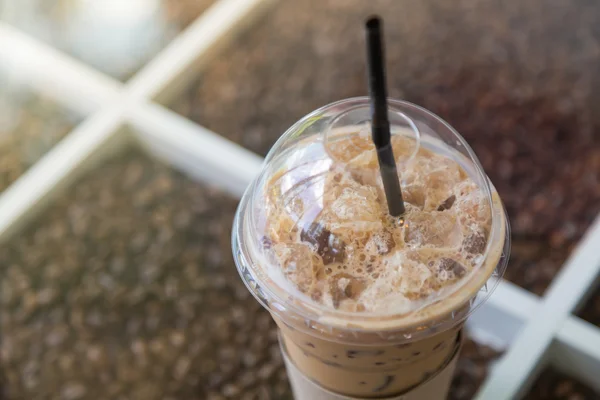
left=277, top=316, right=461, bottom=397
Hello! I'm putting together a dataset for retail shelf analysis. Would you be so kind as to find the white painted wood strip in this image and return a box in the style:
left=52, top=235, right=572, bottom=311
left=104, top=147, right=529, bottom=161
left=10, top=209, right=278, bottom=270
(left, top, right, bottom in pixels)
left=0, top=108, right=129, bottom=242
left=0, top=22, right=121, bottom=114
left=476, top=215, right=600, bottom=400
left=128, top=102, right=263, bottom=197
left=553, top=317, right=600, bottom=393
left=467, top=279, right=539, bottom=350
left=487, top=279, right=540, bottom=321
left=126, top=0, right=276, bottom=102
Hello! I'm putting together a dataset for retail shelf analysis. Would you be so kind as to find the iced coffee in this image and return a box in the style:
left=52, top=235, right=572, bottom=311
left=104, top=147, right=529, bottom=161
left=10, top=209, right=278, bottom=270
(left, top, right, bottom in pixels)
left=232, top=98, right=510, bottom=399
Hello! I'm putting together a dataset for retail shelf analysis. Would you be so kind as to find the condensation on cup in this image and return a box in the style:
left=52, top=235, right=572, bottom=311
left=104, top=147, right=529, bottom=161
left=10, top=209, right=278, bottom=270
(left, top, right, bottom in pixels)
left=232, top=97, right=511, bottom=399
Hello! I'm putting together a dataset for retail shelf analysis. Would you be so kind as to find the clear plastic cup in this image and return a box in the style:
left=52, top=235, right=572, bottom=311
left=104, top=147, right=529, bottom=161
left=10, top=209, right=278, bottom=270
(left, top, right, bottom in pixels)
left=232, top=97, right=510, bottom=399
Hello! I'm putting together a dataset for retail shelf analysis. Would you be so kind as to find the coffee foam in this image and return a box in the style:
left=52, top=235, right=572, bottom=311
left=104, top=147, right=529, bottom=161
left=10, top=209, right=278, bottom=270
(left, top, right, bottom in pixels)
left=261, top=135, right=492, bottom=314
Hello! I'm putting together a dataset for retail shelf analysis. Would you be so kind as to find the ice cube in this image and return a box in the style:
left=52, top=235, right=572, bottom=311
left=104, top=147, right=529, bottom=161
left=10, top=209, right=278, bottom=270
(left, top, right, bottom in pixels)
left=424, top=157, right=463, bottom=188
left=391, top=135, right=419, bottom=162
left=404, top=211, right=462, bottom=248
left=328, top=273, right=367, bottom=309
left=454, top=181, right=492, bottom=225
left=365, top=229, right=396, bottom=255
left=423, top=256, right=469, bottom=292
left=271, top=243, right=322, bottom=293
left=327, top=186, right=382, bottom=231
left=424, top=188, right=456, bottom=212
left=402, top=183, right=426, bottom=208
left=326, top=133, right=377, bottom=167
left=398, top=256, right=433, bottom=300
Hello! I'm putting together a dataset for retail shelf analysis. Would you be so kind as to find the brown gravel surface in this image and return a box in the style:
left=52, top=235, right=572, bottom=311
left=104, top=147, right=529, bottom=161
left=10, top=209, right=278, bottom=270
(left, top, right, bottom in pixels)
left=173, top=0, right=600, bottom=296
left=449, top=339, right=502, bottom=400
left=579, top=286, right=600, bottom=328
left=0, top=85, right=78, bottom=193
left=0, top=153, right=290, bottom=400
left=527, top=369, right=599, bottom=399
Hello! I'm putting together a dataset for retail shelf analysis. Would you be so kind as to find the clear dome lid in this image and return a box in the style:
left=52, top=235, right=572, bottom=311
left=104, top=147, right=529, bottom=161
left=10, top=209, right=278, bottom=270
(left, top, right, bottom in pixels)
left=233, top=98, right=510, bottom=341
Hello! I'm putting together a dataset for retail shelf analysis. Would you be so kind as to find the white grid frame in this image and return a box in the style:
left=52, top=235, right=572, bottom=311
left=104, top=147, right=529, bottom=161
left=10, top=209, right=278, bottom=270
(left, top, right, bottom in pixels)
left=1, top=1, right=599, bottom=399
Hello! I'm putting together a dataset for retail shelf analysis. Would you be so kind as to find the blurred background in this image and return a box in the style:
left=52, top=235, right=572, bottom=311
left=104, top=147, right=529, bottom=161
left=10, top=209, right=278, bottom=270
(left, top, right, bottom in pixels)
left=1, top=0, right=600, bottom=399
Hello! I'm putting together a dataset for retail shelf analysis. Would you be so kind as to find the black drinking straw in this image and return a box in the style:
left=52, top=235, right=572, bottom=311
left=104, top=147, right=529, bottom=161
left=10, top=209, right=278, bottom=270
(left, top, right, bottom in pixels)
left=365, top=16, right=405, bottom=216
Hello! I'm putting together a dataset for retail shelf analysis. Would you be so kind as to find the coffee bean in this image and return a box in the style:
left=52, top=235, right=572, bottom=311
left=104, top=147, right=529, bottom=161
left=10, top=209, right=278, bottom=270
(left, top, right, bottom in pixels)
left=222, top=383, right=241, bottom=398
left=451, top=339, right=502, bottom=399
left=242, top=351, right=262, bottom=368
left=528, top=369, right=598, bottom=400
left=0, top=89, right=78, bottom=194
left=238, top=370, right=257, bottom=389
left=61, top=382, right=86, bottom=400
left=257, top=363, right=277, bottom=381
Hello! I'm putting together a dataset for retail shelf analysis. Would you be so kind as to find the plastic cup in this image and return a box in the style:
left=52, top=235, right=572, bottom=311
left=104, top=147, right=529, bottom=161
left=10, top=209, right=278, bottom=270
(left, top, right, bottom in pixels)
left=232, top=97, right=510, bottom=399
